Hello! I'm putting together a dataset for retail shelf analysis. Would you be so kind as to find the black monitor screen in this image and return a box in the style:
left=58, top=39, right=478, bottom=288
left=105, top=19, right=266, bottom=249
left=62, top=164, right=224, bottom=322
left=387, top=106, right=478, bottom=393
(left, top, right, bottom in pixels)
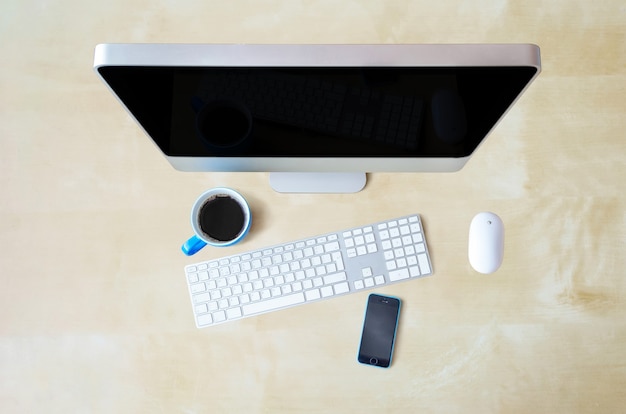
left=98, top=66, right=537, bottom=158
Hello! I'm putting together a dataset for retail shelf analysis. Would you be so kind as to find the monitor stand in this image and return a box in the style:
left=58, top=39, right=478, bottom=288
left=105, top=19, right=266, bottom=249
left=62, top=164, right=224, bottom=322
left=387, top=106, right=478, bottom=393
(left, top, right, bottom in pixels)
left=269, top=172, right=366, bottom=193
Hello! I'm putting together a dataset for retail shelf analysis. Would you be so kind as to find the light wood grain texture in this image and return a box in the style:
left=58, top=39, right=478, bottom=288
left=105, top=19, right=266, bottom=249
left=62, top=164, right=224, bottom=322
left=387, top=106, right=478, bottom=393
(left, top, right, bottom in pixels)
left=1, top=0, right=625, bottom=412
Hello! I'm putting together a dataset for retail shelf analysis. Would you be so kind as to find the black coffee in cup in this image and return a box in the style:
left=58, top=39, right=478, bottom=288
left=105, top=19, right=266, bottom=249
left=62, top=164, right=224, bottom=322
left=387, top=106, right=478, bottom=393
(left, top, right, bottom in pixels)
left=198, top=195, right=246, bottom=242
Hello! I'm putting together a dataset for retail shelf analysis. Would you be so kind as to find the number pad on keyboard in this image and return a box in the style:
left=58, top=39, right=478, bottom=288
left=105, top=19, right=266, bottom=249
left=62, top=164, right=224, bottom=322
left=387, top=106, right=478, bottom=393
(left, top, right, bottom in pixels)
left=342, top=226, right=378, bottom=258
left=347, top=216, right=431, bottom=290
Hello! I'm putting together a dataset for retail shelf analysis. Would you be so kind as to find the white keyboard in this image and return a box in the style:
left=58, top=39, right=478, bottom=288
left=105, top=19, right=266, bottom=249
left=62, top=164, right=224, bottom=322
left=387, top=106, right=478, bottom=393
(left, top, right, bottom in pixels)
left=184, top=214, right=433, bottom=328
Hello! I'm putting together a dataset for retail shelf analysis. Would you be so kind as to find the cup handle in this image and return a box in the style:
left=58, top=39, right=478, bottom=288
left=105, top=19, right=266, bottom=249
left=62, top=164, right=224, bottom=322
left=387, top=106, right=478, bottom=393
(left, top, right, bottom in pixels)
left=182, top=235, right=207, bottom=256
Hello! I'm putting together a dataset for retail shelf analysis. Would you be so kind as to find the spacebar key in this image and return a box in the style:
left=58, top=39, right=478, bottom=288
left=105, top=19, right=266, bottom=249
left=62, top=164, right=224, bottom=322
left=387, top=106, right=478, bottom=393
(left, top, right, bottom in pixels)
left=242, top=293, right=305, bottom=316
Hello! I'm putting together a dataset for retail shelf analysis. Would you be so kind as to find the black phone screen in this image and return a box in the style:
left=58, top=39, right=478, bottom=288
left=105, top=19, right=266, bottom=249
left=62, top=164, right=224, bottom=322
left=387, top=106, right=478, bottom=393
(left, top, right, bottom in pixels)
left=357, top=294, right=401, bottom=368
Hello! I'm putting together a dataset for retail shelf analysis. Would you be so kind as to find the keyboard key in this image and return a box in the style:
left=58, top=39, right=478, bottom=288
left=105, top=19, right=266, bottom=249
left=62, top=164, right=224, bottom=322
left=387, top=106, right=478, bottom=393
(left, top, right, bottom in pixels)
left=305, top=289, right=321, bottom=301
left=321, top=286, right=334, bottom=297
left=325, top=241, right=340, bottom=252
left=333, top=282, right=350, bottom=294
left=332, top=252, right=344, bottom=270
left=227, top=307, right=242, bottom=319
left=242, top=292, right=305, bottom=316
left=213, top=311, right=226, bottom=323
left=195, top=304, right=208, bottom=314
left=389, top=268, right=410, bottom=281
left=188, top=273, right=199, bottom=283
left=418, top=254, right=431, bottom=274
left=323, top=272, right=347, bottom=285
left=190, top=283, right=206, bottom=293
left=197, top=314, right=213, bottom=326
left=193, top=293, right=211, bottom=304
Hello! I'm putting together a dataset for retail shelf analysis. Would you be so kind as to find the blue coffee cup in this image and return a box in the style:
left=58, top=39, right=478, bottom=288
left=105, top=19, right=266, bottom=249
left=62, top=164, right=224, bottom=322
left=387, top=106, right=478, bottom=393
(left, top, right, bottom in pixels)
left=182, top=187, right=252, bottom=256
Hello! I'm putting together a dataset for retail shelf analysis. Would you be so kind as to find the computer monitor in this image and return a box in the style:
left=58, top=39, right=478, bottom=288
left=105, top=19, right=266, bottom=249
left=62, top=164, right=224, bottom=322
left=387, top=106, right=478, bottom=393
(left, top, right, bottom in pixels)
left=93, top=44, right=541, bottom=193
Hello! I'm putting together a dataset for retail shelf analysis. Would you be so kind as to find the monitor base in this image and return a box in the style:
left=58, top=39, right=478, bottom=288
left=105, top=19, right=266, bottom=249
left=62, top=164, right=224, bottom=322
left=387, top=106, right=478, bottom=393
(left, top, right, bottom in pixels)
left=269, top=172, right=366, bottom=193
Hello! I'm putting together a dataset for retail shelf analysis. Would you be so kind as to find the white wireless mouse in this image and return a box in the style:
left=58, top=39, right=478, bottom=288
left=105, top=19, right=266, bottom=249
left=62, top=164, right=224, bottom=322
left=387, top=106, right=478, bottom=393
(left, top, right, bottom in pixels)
left=468, top=212, right=504, bottom=274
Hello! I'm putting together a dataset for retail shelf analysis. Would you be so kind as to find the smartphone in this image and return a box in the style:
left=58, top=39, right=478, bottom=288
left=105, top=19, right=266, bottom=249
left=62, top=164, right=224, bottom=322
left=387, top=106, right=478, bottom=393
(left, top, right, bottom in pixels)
left=357, top=294, right=401, bottom=368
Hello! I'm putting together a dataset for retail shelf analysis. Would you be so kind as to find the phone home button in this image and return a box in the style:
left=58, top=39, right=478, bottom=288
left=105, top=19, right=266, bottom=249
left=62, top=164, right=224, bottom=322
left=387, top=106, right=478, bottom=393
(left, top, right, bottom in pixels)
left=369, top=357, right=378, bottom=365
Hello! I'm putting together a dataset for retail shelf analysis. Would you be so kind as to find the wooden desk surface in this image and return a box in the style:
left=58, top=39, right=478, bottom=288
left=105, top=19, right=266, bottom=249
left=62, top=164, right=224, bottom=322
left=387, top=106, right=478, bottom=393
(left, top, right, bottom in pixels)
left=1, top=1, right=625, bottom=412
